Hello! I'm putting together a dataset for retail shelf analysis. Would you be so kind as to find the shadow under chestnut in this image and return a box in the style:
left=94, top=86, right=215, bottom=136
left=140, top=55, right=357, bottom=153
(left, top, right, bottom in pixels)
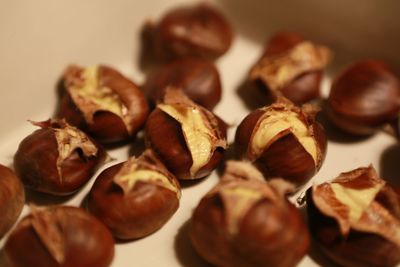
left=128, top=131, right=147, bottom=158
left=379, top=143, right=400, bottom=186
left=174, top=220, right=212, bottom=267
left=24, top=187, right=77, bottom=206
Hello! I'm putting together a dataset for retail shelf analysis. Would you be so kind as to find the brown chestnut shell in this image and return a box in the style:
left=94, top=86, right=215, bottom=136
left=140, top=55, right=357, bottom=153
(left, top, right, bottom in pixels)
left=144, top=57, right=222, bottom=110
left=0, top=164, right=25, bottom=238
left=328, top=60, right=400, bottom=135
left=87, top=151, right=180, bottom=240
left=306, top=167, right=400, bottom=267
left=190, top=161, right=310, bottom=267
left=4, top=206, right=114, bottom=267
left=250, top=32, right=329, bottom=105
left=235, top=102, right=327, bottom=187
left=57, top=65, right=149, bottom=144
left=14, top=120, right=106, bottom=195
left=151, top=3, right=233, bottom=60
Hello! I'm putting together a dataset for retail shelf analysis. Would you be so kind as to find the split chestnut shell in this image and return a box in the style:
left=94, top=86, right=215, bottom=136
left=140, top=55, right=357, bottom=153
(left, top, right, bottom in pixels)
left=87, top=150, right=180, bottom=239
left=190, top=161, right=310, bottom=267
left=4, top=206, right=115, bottom=267
left=145, top=88, right=227, bottom=180
left=235, top=100, right=327, bottom=187
left=250, top=32, right=331, bottom=105
left=14, top=119, right=106, bottom=195
left=306, top=166, right=400, bottom=267
left=58, top=65, right=149, bottom=144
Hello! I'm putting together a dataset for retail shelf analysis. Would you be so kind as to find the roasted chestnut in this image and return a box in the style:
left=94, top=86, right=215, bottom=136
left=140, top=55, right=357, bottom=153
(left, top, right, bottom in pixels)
left=250, top=32, right=331, bottom=105
left=327, top=60, right=400, bottom=135
left=87, top=150, right=180, bottom=240
left=148, top=3, right=233, bottom=60
left=145, top=88, right=227, bottom=180
left=143, top=57, right=222, bottom=110
left=190, top=161, right=310, bottom=267
left=4, top=205, right=114, bottom=267
left=14, top=119, right=106, bottom=196
left=0, top=164, right=24, bottom=238
left=57, top=64, right=149, bottom=144
left=306, top=166, right=400, bottom=267
left=235, top=99, right=327, bottom=187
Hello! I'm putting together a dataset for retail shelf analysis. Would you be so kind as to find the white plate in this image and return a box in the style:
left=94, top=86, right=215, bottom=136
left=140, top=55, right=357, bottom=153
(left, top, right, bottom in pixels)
left=0, top=0, right=399, bottom=266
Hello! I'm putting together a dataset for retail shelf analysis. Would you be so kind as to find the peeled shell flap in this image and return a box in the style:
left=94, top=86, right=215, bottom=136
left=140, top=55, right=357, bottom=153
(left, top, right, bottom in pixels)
left=113, top=150, right=180, bottom=197
left=312, top=166, right=400, bottom=247
left=250, top=41, right=331, bottom=91
left=159, top=88, right=227, bottom=177
left=29, top=206, right=66, bottom=264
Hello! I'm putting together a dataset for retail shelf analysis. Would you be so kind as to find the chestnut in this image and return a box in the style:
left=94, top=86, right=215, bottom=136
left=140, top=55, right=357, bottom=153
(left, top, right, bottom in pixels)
left=143, top=57, right=222, bottom=110
left=250, top=32, right=331, bottom=105
left=190, top=160, right=310, bottom=267
left=148, top=3, right=233, bottom=60
left=87, top=149, right=180, bottom=240
left=327, top=60, right=400, bottom=135
left=0, top=164, right=24, bottom=238
left=306, top=166, right=400, bottom=267
left=57, top=64, right=149, bottom=144
left=14, top=119, right=106, bottom=196
left=145, top=88, right=227, bottom=180
left=235, top=99, right=327, bottom=187
left=4, top=205, right=114, bottom=267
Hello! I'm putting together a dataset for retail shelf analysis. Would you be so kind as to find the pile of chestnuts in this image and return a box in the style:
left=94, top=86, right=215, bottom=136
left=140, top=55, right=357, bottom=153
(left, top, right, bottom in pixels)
left=1, top=2, right=400, bottom=267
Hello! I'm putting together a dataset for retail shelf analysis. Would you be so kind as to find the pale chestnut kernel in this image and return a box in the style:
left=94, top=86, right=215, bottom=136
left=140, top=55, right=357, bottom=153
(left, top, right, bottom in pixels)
left=67, top=66, right=133, bottom=133
left=250, top=109, right=318, bottom=164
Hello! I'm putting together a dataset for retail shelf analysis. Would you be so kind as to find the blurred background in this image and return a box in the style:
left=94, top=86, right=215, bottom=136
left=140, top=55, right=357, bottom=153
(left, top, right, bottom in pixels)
left=220, top=0, right=400, bottom=68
